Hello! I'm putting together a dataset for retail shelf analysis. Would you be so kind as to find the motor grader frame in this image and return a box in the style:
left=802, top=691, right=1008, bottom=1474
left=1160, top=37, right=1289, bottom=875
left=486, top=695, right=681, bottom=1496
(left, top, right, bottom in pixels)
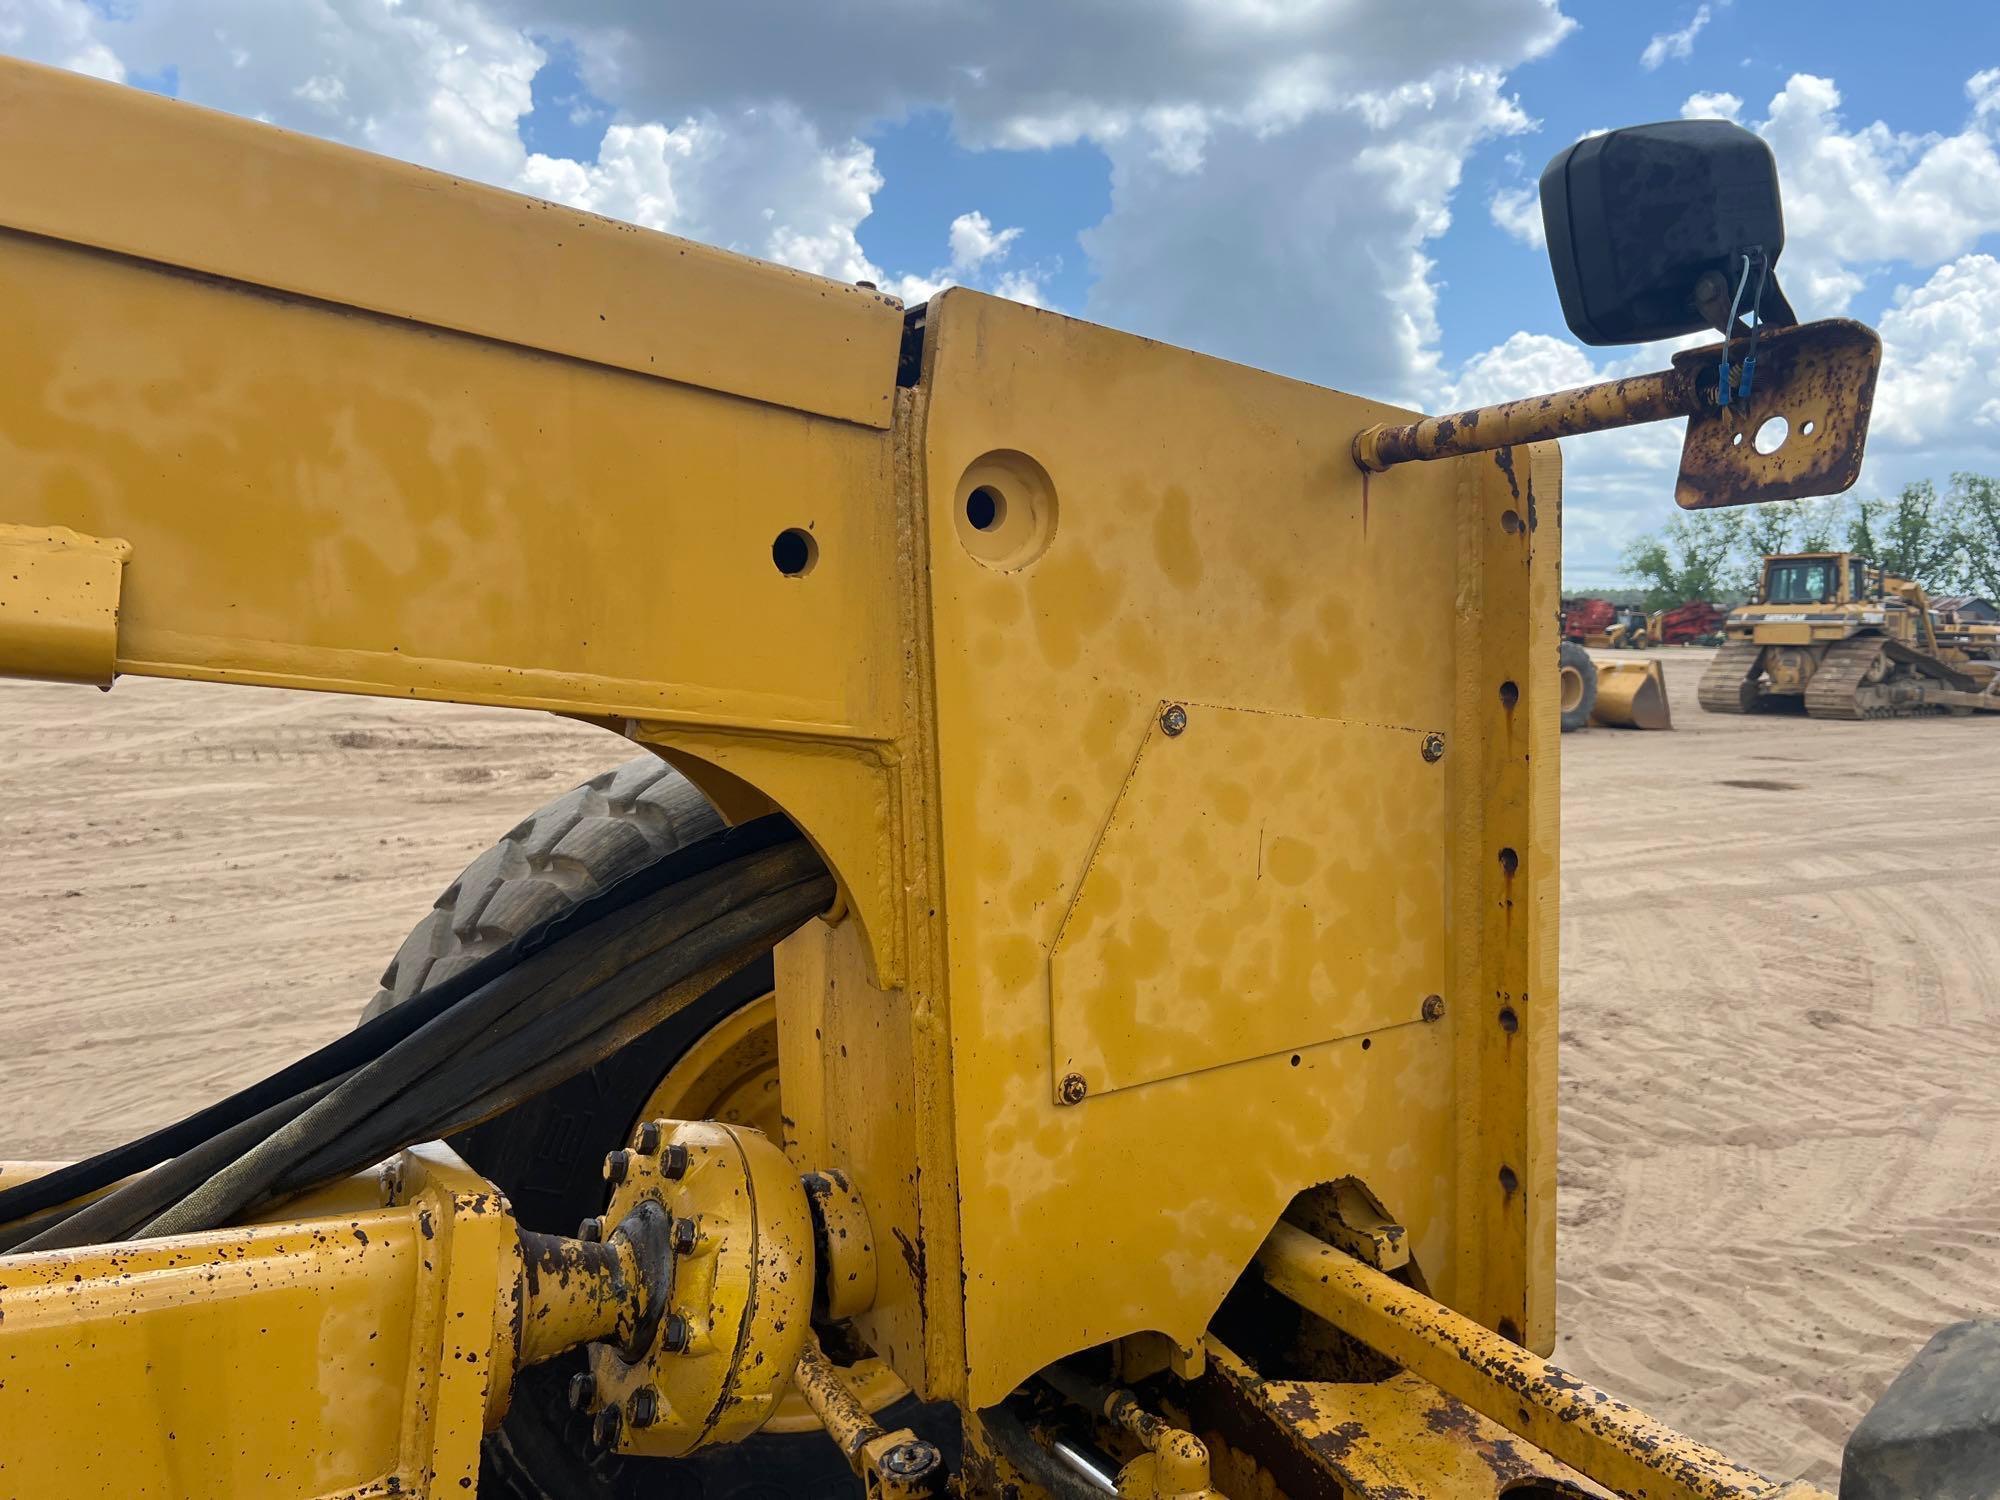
left=0, top=61, right=1931, bottom=1500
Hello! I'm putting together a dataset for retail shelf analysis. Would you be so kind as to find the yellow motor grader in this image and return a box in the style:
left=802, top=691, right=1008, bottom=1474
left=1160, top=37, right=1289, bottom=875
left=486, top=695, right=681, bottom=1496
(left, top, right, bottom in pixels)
left=3, top=60, right=1991, bottom=1500
left=1698, top=552, right=2000, bottom=718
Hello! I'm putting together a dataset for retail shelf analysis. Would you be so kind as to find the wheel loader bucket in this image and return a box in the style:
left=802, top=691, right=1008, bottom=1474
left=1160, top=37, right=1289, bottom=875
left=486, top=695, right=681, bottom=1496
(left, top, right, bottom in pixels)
left=1588, top=657, right=1673, bottom=730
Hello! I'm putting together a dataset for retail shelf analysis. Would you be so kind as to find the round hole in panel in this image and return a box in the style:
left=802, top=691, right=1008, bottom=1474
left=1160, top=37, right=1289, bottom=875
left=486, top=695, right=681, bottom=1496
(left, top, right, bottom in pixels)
left=1753, top=415, right=1789, bottom=454
left=953, top=450, right=1059, bottom=570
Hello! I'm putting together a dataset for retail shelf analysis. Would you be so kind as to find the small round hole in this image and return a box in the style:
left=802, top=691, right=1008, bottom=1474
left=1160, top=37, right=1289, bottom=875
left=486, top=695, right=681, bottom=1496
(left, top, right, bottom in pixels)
left=1753, top=415, right=1789, bottom=454
left=1498, top=847, right=1519, bottom=876
left=1498, top=1006, right=1519, bottom=1033
left=1289, top=1054, right=1301, bottom=1067
left=771, top=528, right=817, bottom=577
left=1498, top=1165, right=1519, bottom=1194
left=965, top=486, right=1005, bottom=532
left=1731, top=431, right=1744, bottom=446
left=1801, top=419, right=1817, bottom=437
left=1499, top=680, right=1519, bottom=710
left=1360, top=1037, right=1372, bottom=1051
left=1501, top=509, right=1522, bottom=534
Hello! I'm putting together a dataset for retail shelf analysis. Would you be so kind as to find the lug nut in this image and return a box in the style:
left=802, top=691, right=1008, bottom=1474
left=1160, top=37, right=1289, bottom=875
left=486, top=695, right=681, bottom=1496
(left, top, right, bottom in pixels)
left=603, top=1149, right=632, bottom=1184
left=661, top=1143, right=690, bottom=1180
left=592, top=1404, right=623, bottom=1450
left=628, top=1387, right=659, bottom=1428
left=1057, top=1072, right=1088, bottom=1106
left=568, top=1372, right=595, bottom=1412
left=633, top=1120, right=663, bottom=1154
left=1421, top=994, right=1446, bottom=1023
left=1160, top=703, right=1189, bottom=737
left=670, top=1217, right=698, bottom=1255
left=662, top=1314, right=693, bottom=1354
left=576, top=1216, right=602, bottom=1243
left=1421, top=731, right=1446, bottom=763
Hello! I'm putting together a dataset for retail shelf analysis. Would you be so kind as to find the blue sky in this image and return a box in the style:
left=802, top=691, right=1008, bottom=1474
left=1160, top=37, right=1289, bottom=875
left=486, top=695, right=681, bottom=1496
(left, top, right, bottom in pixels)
left=9, top=0, right=1998, bottom=584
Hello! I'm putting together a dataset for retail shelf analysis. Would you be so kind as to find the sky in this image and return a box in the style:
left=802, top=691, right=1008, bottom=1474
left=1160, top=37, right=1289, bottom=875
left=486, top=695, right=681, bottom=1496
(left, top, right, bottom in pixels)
left=5, top=1, right=1998, bottom=585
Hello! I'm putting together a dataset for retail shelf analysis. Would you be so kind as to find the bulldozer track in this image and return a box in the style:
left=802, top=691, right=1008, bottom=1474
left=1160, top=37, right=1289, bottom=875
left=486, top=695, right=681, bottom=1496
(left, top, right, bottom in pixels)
left=1697, top=642, right=1764, bottom=715
left=1805, top=636, right=1962, bottom=719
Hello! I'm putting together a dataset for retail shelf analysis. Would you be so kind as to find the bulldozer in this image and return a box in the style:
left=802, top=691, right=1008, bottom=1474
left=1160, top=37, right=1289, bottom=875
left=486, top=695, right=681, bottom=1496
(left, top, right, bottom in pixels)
left=1698, top=551, right=2000, bottom=718
left=3, top=61, right=1990, bottom=1500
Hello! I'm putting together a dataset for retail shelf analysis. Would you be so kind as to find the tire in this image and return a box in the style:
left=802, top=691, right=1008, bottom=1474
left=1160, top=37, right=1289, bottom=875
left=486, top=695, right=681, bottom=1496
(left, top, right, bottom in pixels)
left=369, top=755, right=944, bottom=1499
left=1558, top=640, right=1599, bottom=734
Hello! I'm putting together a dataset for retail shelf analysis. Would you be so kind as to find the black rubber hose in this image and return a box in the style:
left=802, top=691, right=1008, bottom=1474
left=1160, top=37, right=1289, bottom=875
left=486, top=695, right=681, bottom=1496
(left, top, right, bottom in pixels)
left=0, top=814, right=801, bottom=1232
left=140, top=860, right=831, bottom=1237
left=258, top=866, right=831, bottom=1208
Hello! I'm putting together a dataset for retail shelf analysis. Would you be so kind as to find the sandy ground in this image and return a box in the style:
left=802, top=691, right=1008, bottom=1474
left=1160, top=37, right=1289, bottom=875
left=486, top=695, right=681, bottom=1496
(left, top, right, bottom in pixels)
left=3, top=657, right=1997, bottom=1486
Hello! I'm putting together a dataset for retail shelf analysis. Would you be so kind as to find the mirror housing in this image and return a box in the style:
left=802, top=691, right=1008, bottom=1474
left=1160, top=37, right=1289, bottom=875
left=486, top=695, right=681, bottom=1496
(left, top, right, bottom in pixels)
left=1540, top=119, right=1792, bottom=346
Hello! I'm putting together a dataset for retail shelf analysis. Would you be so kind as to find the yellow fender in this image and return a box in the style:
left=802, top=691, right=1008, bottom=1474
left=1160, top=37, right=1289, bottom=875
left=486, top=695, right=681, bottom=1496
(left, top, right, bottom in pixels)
left=1589, top=657, right=1672, bottom=730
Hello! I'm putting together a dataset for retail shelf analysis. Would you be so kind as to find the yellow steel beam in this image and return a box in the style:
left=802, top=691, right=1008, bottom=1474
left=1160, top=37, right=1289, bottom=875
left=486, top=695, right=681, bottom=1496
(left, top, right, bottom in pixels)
left=1257, top=1222, right=1833, bottom=1500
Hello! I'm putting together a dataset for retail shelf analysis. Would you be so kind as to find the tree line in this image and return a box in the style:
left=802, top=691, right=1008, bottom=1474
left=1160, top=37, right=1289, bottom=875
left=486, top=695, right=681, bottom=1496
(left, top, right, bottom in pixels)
left=1620, top=473, right=2000, bottom=610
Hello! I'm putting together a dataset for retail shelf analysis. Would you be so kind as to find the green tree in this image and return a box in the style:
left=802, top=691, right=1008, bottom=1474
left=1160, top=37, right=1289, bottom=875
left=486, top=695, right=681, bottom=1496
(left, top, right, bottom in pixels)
left=1738, top=500, right=1802, bottom=591
left=1948, top=472, right=2000, bottom=599
left=1846, top=481, right=1956, bottom=586
left=1621, top=508, right=1743, bottom=610
left=1795, top=497, right=1845, bottom=553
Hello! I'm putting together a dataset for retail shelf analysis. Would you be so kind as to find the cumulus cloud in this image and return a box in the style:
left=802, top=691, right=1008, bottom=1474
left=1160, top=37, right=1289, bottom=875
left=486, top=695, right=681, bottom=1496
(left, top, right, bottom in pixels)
left=948, top=211, right=1024, bottom=273
left=1681, top=91, right=1742, bottom=122
left=1, top=0, right=123, bottom=82
left=1872, top=254, right=2000, bottom=447
left=1640, top=5, right=1711, bottom=70
left=1490, top=185, right=1544, bottom=247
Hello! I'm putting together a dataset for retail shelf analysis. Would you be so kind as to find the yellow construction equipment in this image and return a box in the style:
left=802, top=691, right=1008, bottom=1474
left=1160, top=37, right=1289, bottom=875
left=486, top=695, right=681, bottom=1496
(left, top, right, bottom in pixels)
left=1558, top=642, right=1672, bottom=733
left=1699, top=552, right=2000, bottom=718
left=2, top=60, right=1977, bottom=1500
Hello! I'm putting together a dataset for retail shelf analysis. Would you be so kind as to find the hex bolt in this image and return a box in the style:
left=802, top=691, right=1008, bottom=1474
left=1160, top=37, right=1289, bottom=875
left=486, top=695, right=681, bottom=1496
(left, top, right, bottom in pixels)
left=662, top=1314, right=693, bottom=1354
left=576, top=1216, right=603, bottom=1243
left=1057, top=1073, right=1088, bottom=1106
left=670, top=1217, right=699, bottom=1256
left=1160, top=703, right=1189, bottom=737
left=603, top=1149, right=632, bottom=1184
left=592, top=1404, right=623, bottom=1450
left=882, top=1439, right=943, bottom=1478
left=633, top=1120, right=663, bottom=1154
left=568, top=1372, right=595, bottom=1412
left=661, top=1143, right=690, bottom=1181
left=628, top=1387, right=660, bottom=1429
left=1421, top=994, right=1446, bottom=1023
left=1421, top=731, right=1446, bottom=763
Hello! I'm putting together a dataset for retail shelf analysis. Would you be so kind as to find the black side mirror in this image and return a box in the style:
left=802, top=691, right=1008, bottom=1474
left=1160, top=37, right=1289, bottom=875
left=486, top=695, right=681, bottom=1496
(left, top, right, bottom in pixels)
left=1540, top=120, right=1795, bottom=346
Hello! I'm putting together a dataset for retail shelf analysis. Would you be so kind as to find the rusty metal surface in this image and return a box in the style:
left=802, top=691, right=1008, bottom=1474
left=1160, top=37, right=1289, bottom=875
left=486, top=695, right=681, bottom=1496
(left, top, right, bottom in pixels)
left=1354, top=371, right=1695, bottom=471
left=1257, top=1223, right=1833, bottom=1500
left=1674, top=320, right=1881, bottom=509
left=1186, top=1340, right=1610, bottom=1499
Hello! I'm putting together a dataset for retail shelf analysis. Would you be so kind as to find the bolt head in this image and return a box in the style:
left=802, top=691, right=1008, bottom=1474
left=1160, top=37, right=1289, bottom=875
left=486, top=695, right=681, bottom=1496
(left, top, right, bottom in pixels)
left=1057, top=1072, right=1088, bottom=1106
left=576, top=1216, right=603, bottom=1243
left=1421, top=731, right=1446, bottom=763
left=660, top=1143, right=690, bottom=1181
left=568, top=1372, right=595, bottom=1412
left=592, top=1404, right=623, bottom=1450
left=662, top=1314, right=693, bottom=1354
left=603, top=1149, right=631, bottom=1184
left=882, top=1440, right=941, bottom=1477
left=628, top=1387, right=659, bottom=1428
left=670, top=1216, right=698, bottom=1256
left=1160, top=703, right=1189, bottom=737
left=633, top=1120, right=663, bottom=1154
left=1421, top=994, right=1446, bottom=1023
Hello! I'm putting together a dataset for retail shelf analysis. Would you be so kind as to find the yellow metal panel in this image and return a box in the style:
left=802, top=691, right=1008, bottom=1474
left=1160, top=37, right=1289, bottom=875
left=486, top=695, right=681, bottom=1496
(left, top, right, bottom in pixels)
left=912, top=289, right=1554, bottom=1406
left=1754, top=623, right=1815, bottom=645
left=0, top=524, right=129, bottom=685
left=0, top=1145, right=519, bottom=1499
left=1050, top=703, right=1447, bottom=1097
left=0, top=58, right=903, bottom=429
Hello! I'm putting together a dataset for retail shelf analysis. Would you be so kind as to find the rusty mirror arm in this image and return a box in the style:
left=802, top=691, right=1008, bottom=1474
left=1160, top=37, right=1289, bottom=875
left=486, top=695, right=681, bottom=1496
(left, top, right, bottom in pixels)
left=1352, top=318, right=1882, bottom=510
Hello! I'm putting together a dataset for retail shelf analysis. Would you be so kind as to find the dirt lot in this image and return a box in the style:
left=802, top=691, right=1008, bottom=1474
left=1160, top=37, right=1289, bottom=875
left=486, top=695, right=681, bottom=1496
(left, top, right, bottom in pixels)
left=3, top=654, right=1996, bottom=1486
